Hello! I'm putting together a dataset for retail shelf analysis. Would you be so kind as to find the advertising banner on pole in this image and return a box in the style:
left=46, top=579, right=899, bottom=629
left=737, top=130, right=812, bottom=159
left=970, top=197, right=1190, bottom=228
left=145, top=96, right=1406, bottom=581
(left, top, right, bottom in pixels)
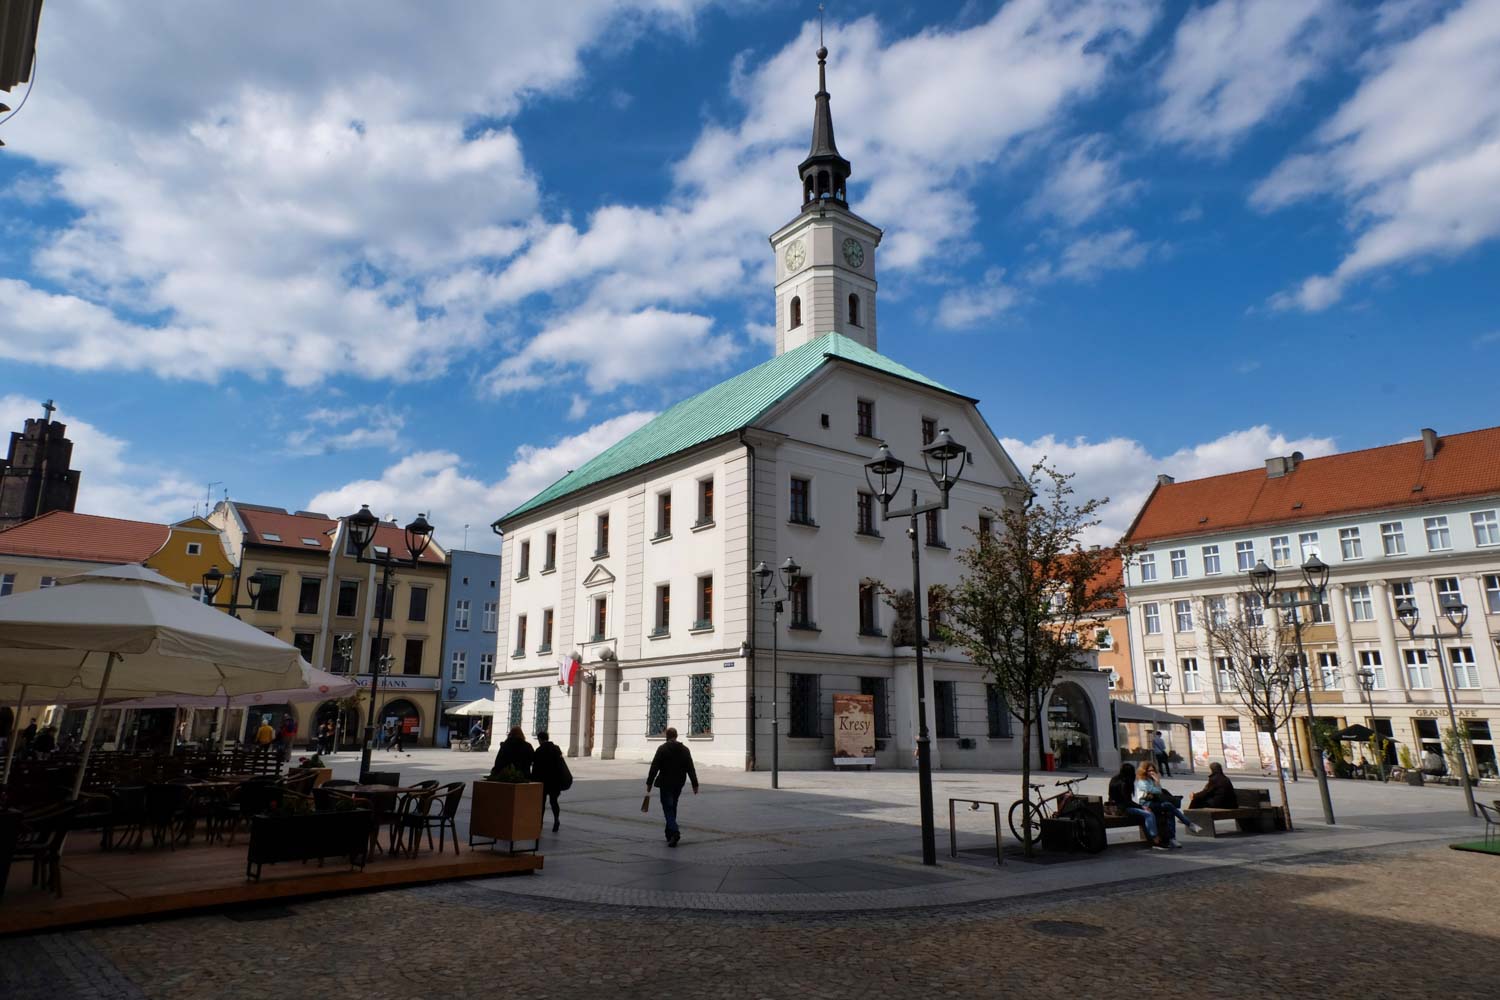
left=833, top=693, right=876, bottom=767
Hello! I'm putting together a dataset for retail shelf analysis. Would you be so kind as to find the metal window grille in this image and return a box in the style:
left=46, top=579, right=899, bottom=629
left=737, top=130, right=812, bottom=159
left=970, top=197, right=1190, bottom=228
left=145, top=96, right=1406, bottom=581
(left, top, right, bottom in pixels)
left=986, top=684, right=1012, bottom=738
left=860, top=677, right=890, bottom=740
left=534, top=686, right=550, bottom=734
left=508, top=688, right=523, bottom=730
left=690, top=674, right=713, bottom=736
left=789, top=673, right=820, bottom=738
left=647, top=677, right=669, bottom=736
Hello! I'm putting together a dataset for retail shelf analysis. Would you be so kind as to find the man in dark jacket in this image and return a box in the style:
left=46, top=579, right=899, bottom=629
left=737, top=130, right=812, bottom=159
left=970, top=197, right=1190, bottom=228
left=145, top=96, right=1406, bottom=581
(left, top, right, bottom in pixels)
left=646, top=727, right=699, bottom=847
left=1189, top=762, right=1238, bottom=809
left=492, top=726, right=535, bottom=779
left=532, top=731, right=572, bottom=833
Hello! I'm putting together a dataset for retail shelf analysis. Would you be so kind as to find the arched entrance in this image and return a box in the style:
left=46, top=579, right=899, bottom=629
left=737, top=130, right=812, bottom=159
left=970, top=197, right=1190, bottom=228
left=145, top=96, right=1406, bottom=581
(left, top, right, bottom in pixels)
left=1046, top=681, right=1097, bottom=769
left=381, top=699, right=421, bottom=741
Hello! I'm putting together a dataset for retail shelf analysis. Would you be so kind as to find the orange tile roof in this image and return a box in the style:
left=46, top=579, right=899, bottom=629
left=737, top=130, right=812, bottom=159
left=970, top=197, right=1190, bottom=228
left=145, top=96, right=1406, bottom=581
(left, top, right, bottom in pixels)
left=237, top=505, right=337, bottom=554
left=1125, top=425, right=1500, bottom=544
left=0, top=510, right=170, bottom=563
left=1087, top=551, right=1126, bottom=610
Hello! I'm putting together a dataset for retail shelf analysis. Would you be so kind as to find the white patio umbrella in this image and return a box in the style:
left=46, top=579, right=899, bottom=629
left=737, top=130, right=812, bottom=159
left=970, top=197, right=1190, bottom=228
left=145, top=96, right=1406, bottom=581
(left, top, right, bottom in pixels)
left=0, top=563, right=306, bottom=796
left=450, top=697, right=502, bottom=716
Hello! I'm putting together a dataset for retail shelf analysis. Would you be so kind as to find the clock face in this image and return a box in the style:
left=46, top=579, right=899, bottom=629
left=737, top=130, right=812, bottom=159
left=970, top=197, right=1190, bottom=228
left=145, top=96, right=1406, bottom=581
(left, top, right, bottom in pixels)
left=784, top=238, right=807, bottom=272
left=842, top=237, right=865, bottom=269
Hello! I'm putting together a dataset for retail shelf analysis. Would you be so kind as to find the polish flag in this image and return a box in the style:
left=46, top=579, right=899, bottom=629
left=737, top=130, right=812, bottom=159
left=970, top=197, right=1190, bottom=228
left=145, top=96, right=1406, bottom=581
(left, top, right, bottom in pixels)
left=558, top=653, right=580, bottom=688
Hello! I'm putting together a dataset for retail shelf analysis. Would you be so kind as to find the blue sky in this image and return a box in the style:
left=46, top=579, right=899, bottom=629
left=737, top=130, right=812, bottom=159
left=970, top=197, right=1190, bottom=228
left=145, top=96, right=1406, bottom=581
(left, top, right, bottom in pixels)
left=2, top=0, right=1497, bottom=551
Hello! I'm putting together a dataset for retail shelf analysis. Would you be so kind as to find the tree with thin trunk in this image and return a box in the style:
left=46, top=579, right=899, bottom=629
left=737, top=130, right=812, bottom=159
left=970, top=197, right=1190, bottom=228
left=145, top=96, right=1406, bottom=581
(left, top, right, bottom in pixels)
left=930, top=463, right=1114, bottom=855
left=1201, top=595, right=1297, bottom=830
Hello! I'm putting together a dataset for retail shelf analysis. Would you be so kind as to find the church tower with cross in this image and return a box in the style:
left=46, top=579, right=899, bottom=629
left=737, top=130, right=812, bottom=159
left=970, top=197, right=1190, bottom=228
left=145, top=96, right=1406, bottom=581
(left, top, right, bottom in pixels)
left=0, top=400, right=83, bottom=529
left=769, top=41, right=883, bottom=356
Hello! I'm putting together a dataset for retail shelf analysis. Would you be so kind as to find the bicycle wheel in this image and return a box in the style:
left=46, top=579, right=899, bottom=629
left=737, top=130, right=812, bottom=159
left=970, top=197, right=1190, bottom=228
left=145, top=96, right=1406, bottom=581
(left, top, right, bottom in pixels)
left=1008, top=799, right=1046, bottom=843
left=1073, top=809, right=1107, bottom=853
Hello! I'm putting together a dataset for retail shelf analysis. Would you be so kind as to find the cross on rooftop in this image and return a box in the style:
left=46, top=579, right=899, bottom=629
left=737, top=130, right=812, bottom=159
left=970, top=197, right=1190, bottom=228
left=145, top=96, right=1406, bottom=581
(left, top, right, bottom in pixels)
left=41, top=399, right=55, bottom=422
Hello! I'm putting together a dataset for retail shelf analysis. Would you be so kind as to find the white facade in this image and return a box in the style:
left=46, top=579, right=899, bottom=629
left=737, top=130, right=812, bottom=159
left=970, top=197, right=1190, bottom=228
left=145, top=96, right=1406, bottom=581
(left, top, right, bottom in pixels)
left=1124, top=494, right=1500, bottom=776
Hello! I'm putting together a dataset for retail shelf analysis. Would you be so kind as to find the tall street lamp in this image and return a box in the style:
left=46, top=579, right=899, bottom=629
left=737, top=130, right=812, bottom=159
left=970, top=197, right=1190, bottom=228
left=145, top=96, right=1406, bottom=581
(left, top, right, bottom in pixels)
left=754, top=556, right=801, bottom=791
left=200, top=564, right=266, bottom=747
left=865, top=427, right=966, bottom=867
left=345, top=505, right=435, bottom=779
left=1152, top=668, right=1172, bottom=709
left=1250, top=555, right=1337, bottom=825
left=1355, top=666, right=1387, bottom=782
left=1395, top=596, right=1477, bottom=817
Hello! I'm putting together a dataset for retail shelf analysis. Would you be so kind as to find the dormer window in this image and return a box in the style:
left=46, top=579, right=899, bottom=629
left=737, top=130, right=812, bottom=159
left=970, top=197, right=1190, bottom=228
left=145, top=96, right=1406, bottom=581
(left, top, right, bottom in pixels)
left=790, top=295, right=802, bottom=329
left=848, top=293, right=860, bottom=327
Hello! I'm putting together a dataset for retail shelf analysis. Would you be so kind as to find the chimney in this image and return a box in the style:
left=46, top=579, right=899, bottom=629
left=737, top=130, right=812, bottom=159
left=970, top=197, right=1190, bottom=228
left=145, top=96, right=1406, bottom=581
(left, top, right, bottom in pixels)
left=1266, top=456, right=1287, bottom=478
left=1156, top=474, right=1175, bottom=486
left=1421, top=428, right=1438, bottom=460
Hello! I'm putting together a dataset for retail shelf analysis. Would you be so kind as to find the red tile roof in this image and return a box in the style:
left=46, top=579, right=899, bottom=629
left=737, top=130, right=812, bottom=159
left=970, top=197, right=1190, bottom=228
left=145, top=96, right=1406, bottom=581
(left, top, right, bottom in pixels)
left=370, top=521, right=447, bottom=566
left=236, top=505, right=337, bottom=554
left=0, top=511, right=170, bottom=563
left=1125, top=426, right=1500, bottom=544
left=1088, top=552, right=1126, bottom=610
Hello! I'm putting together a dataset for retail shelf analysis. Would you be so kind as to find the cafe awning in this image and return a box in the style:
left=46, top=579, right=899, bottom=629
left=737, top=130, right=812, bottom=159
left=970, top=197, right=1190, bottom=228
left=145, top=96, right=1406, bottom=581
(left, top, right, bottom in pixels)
left=1111, top=700, right=1192, bottom=727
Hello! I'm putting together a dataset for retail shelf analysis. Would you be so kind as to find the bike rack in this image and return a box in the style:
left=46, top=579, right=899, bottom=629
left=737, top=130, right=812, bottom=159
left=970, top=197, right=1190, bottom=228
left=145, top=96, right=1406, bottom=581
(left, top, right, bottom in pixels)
left=947, top=798, right=1004, bottom=866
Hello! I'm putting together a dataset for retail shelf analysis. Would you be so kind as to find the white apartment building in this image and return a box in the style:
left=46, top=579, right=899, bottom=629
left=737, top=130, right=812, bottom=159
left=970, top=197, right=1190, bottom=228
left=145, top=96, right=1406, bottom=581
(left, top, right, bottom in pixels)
left=1122, top=426, right=1500, bottom=777
left=487, top=48, right=1118, bottom=773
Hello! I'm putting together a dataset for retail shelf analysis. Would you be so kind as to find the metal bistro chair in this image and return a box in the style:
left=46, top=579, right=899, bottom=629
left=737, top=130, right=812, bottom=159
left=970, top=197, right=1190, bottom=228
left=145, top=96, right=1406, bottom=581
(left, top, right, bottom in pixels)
left=1477, top=801, right=1500, bottom=850
left=12, top=801, right=79, bottom=897
left=421, top=782, right=466, bottom=856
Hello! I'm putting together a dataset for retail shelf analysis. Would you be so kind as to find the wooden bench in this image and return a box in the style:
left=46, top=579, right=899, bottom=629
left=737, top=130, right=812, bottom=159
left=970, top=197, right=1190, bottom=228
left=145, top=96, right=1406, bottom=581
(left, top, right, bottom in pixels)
left=1071, top=795, right=1152, bottom=844
left=1185, top=789, right=1282, bottom=837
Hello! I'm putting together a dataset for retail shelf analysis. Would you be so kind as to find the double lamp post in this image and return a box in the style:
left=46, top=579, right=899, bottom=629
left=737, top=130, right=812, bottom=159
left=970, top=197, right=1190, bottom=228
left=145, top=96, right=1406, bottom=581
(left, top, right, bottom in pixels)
left=1395, top=595, right=1477, bottom=817
left=753, top=556, right=801, bottom=791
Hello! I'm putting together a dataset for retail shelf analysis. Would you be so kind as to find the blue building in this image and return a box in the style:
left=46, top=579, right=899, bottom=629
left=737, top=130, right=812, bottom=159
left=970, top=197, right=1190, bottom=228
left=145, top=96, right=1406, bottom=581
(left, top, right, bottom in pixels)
left=437, top=549, right=501, bottom=745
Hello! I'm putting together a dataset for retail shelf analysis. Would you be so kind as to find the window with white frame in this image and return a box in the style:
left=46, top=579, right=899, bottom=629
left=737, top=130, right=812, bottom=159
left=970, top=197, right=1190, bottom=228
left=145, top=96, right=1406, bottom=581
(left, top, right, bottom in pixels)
left=1348, top=584, right=1374, bottom=621
left=1472, top=510, right=1499, bottom=547
left=186, top=542, right=202, bottom=556
left=1147, top=659, right=1165, bottom=685
left=483, top=601, right=498, bottom=632
left=1487, top=574, right=1500, bottom=614
left=1202, top=545, right=1221, bottom=575
left=1358, top=650, right=1385, bottom=689
left=39, top=576, right=56, bottom=589
left=1299, top=532, right=1320, bottom=561
left=1174, top=599, right=1193, bottom=632
left=1317, top=652, right=1340, bottom=691
left=1215, top=657, right=1236, bottom=692
left=1437, top=576, right=1462, bottom=612
left=1170, top=549, right=1188, bottom=579
left=1094, top=627, right=1113, bottom=650
left=451, top=650, right=467, bottom=683
left=1380, top=521, right=1406, bottom=556
left=1143, top=603, right=1161, bottom=634
left=1208, top=596, right=1228, bottom=627
left=1271, top=536, right=1291, bottom=566
left=1424, top=515, right=1451, bottom=551
left=1244, top=593, right=1264, bottom=626
left=454, top=599, right=470, bottom=631
left=1449, top=647, right=1479, bottom=689
left=1403, top=649, right=1431, bottom=689
left=1338, top=527, right=1363, bottom=560
left=0, top=573, right=13, bottom=597
left=1235, top=541, right=1255, bottom=571
left=1138, top=554, right=1157, bottom=582
left=479, top=652, right=495, bottom=682
left=1181, top=658, right=1201, bottom=693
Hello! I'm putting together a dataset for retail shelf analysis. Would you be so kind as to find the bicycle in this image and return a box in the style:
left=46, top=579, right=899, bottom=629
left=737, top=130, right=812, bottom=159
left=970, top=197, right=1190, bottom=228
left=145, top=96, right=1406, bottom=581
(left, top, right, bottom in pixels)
left=1008, top=776, right=1105, bottom=852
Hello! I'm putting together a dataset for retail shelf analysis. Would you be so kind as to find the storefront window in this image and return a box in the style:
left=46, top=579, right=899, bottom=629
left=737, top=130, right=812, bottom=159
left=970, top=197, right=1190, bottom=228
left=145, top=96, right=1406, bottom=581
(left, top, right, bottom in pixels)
left=1467, top=720, right=1496, bottom=778
left=1046, top=682, right=1095, bottom=768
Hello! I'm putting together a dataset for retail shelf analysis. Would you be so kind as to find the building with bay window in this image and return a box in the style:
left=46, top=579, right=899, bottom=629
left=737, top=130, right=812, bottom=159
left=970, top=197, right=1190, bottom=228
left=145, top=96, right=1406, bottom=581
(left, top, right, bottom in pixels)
left=1122, top=426, right=1500, bottom=777
left=487, top=47, right=1117, bottom=773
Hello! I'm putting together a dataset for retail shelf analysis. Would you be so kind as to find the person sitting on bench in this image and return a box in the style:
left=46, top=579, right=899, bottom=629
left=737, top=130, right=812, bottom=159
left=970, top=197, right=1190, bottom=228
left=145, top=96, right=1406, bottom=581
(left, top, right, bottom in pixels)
left=1189, top=762, right=1238, bottom=809
left=1137, top=763, right=1203, bottom=847
left=1107, top=762, right=1161, bottom=849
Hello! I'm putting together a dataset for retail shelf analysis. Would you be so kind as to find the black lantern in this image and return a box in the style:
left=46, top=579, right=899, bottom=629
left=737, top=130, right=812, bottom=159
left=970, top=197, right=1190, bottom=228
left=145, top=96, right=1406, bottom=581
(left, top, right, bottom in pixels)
left=1249, top=559, right=1276, bottom=601
left=201, top=564, right=225, bottom=601
left=1356, top=667, right=1375, bottom=693
left=1301, top=554, right=1330, bottom=594
left=1395, top=597, right=1419, bottom=633
left=921, top=427, right=965, bottom=494
left=347, top=504, right=379, bottom=556
left=1442, top=597, right=1469, bottom=632
left=245, top=570, right=266, bottom=606
left=863, top=443, right=904, bottom=505
left=780, top=556, right=801, bottom=588
left=405, top=512, right=434, bottom=561
left=1153, top=670, right=1172, bottom=694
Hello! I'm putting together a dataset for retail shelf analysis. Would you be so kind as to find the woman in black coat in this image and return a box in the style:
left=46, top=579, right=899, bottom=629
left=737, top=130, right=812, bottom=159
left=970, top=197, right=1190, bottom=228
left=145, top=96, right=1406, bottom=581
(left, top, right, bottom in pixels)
left=1189, top=762, right=1238, bottom=809
left=531, top=731, right=573, bottom=833
left=491, top=726, right=535, bottom=779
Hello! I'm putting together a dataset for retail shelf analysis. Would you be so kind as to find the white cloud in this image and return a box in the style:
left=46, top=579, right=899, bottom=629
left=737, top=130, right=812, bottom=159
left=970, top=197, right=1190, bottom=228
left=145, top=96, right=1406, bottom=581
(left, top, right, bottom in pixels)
left=0, top=395, right=202, bottom=524
left=935, top=268, right=1019, bottom=329
left=287, top=405, right=407, bottom=456
left=1001, top=425, right=1338, bottom=544
left=1151, top=0, right=1344, bottom=155
left=1256, top=0, right=1500, bottom=310
left=1029, top=229, right=1153, bottom=283
left=306, top=411, right=656, bottom=553
left=1028, top=135, right=1139, bottom=226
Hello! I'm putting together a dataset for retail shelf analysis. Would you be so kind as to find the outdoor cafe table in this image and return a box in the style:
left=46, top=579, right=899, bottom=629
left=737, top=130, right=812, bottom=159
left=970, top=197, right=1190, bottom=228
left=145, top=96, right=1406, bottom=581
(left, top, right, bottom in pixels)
left=330, top=785, right=433, bottom=856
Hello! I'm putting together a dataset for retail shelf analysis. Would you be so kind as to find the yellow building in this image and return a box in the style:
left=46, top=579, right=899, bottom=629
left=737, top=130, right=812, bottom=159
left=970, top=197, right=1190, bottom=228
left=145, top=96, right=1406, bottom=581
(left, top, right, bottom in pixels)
left=144, top=515, right=235, bottom=601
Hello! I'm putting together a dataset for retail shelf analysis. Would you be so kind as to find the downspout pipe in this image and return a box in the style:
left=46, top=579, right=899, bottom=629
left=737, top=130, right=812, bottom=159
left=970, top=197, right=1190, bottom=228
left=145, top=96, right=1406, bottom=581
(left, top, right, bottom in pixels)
left=740, top=430, right=757, bottom=773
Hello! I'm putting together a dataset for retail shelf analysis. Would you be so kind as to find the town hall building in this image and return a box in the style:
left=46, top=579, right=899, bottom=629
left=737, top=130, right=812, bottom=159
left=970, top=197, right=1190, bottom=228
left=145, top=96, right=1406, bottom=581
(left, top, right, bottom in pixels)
left=489, top=47, right=1118, bottom=773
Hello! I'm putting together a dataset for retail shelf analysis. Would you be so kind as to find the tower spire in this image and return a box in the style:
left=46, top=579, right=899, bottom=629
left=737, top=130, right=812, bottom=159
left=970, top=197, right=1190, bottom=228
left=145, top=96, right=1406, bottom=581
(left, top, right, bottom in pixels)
left=798, top=22, right=851, bottom=208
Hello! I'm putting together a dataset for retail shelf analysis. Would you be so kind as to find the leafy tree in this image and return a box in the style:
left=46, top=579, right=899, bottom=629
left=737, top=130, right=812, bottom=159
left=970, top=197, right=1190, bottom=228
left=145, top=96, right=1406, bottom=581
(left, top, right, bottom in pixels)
left=1201, top=595, right=1297, bottom=829
left=929, top=463, right=1113, bottom=854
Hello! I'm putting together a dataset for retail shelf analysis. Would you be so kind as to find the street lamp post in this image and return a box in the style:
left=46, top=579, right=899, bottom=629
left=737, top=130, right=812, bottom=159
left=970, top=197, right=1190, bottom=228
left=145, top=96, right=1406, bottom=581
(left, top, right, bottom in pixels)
left=1395, top=596, right=1477, bottom=817
left=865, top=428, right=966, bottom=867
left=1152, top=670, right=1172, bottom=769
left=344, top=505, right=435, bottom=779
left=200, top=564, right=267, bottom=747
left=1250, top=555, right=1337, bottom=825
left=1355, top=666, right=1387, bottom=782
left=753, top=557, right=801, bottom=791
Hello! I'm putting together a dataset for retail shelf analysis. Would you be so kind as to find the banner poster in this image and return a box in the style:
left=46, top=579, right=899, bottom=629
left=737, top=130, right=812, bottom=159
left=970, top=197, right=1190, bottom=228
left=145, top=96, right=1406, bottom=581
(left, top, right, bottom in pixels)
left=1256, top=730, right=1278, bottom=771
left=1190, top=729, right=1209, bottom=767
left=833, top=693, right=876, bottom=767
left=1221, top=730, right=1246, bottom=769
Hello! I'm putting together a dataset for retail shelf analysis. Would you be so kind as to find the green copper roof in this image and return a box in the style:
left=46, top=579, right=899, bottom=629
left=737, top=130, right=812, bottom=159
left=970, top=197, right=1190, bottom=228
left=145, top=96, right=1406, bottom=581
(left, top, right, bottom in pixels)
left=498, top=333, right=955, bottom=524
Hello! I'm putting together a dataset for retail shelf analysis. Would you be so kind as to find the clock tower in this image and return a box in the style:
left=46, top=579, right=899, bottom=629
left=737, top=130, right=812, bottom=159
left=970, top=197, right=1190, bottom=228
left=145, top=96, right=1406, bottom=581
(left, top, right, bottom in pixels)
left=770, top=43, right=882, bottom=356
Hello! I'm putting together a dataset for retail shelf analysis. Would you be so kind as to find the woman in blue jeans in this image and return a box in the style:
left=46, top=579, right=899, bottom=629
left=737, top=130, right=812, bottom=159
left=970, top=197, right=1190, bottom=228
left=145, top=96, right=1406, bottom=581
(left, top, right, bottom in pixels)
left=1107, top=763, right=1162, bottom=849
left=1136, top=762, right=1202, bottom=848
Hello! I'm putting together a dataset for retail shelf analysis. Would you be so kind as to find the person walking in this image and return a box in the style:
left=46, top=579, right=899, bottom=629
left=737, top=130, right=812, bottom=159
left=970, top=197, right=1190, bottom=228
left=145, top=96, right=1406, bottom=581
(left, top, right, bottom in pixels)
left=646, top=727, right=699, bottom=847
left=532, top=731, right=573, bottom=833
left=1152, top=730, right=1172, bottom=777
left=254, top=716, right=275, bottom=748
left=491, top=726, right=535, bottom=779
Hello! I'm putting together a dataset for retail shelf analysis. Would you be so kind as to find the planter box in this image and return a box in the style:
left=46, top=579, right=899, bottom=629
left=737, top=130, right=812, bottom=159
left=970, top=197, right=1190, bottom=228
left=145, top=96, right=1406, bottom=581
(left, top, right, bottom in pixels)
left=1405, top=771, right=1425, bottom=786
left=246, top=809, right=372, bottom=881
left=470, top=780, right=544, bottom=854
left=289, top=767, right=333, bottom=788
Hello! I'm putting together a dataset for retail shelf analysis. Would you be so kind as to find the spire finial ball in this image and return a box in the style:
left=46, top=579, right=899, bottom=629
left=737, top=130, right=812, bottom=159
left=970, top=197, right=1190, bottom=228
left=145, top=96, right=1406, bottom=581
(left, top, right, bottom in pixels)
left=817, top=45, right=828, bottom=60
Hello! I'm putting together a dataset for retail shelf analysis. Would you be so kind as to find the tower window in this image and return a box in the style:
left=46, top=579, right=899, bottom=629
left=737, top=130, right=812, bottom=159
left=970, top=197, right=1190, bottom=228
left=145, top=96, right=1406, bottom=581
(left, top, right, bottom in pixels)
left=848, top=294, right=860, bottom=327
left=790, top=295, right=802, bottom=329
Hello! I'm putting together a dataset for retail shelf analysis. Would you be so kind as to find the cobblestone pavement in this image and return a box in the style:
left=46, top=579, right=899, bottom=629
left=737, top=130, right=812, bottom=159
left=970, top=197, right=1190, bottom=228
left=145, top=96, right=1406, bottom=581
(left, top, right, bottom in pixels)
left=3, top=842, right=1497, bottom=1000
